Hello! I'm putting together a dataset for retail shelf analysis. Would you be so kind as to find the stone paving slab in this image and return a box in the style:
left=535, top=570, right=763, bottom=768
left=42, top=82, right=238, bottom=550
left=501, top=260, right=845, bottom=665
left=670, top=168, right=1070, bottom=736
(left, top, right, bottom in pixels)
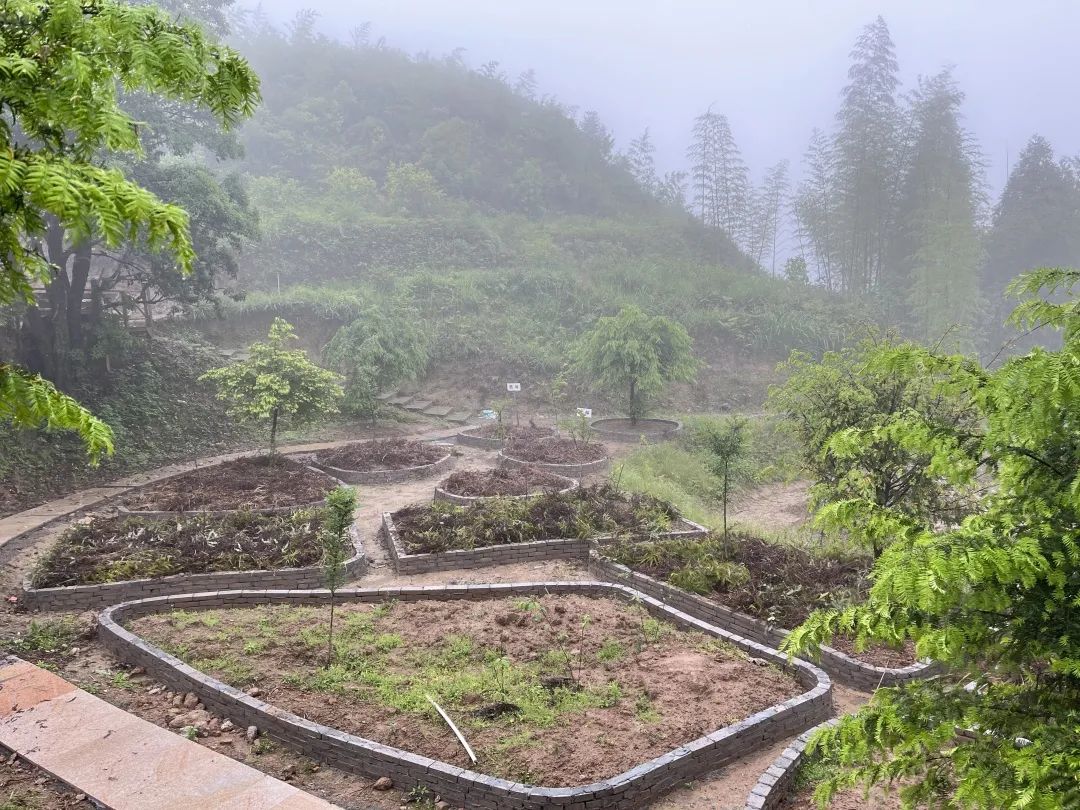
left=446, top=411, right=472, bottom=424
left=404, top=399, right=432, bottom=411
left=423, top=405, right=453, bottom=417
left=0, top=656, right=338, bottom=810
left=386, top=395, right=413, bottom=406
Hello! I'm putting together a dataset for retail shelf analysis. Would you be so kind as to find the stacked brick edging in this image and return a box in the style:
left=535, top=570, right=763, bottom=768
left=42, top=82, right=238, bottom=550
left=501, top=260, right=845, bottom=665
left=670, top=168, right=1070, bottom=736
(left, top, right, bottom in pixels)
left=19, top=528, right=365, bottom=612
left=589, top=418, right=682, bottom=444
left=433, top=474, right=579, bottom=505
left=380, top=512, right=708, bottom=574
left=498, top=448, right=609, bottom=477
left=589, top=555, right=937, bottom=690
left=312, top=447, right=455, bottom=485
left=745, top=719, right=839, bottom=809
left=98, top=581, right=832, bottom=810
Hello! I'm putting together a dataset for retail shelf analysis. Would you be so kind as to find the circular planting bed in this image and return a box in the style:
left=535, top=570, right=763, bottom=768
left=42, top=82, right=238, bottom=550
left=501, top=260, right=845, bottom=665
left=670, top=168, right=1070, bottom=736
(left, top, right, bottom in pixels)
left=21, top=509, right=363, bottom=611
left=118, top=455, right=338, bottom=516
left=433, top=467, right=577, bottom=505
left=499, top=436, right=608, bottom=477
left=456, top=423, right=555, bottom=450
left=101, top=582, right=830, bottom=808
left=313, top=438, right=454, bottom=485
left=589, top=417, right=682, bottom=443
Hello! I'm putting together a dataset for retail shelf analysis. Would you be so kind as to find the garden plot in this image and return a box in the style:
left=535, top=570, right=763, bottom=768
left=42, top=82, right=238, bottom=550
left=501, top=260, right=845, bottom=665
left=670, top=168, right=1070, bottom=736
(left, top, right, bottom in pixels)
left=456, top=423, right=554, bottom=449
left=605, top=535, right=916, bottom=668
left=128, top=593, right=804, bottom=788
left=434, top=467, right=575, bottom=503
left=499, top=436, right=609, bottom=476
left=118, top=455, right=336, bottom=515
left=312, top=438, right=454, bottom=484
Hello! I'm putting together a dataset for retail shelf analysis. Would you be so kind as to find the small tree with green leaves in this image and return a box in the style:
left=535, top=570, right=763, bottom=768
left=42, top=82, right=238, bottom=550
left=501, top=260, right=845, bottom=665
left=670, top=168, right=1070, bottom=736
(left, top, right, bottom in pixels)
left=323, top=306, right=429, bottom=428
left=694, top=416, right=753, bottom=540
left=200, top=318, right=342, bottom=452
left=784, top=269, right=1080, bottom=809
left=766, top=333, right=978, bottom=557
left=320, top=486, right=357, bottom=668
left=572, top=305, right=697, bottom=425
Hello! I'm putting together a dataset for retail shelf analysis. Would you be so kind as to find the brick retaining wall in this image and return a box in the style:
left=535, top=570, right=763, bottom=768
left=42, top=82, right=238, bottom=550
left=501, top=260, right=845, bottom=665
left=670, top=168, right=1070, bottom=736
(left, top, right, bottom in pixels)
left=312, top=448, right=455, bottom=485
left=20, top=528, right=365, bottom=612
left=98, top=581, right=832, bottom=810
left=432, top=474, right=578, bottom=506
left=589, top=418, right=682, bottom=444
left=380, top=512, right=708, bottom=574
left=498, top=449, right=609, bottom=478
left=744, top=719, right=838, bottom=809
left=589, top=555, right=936, bottom=691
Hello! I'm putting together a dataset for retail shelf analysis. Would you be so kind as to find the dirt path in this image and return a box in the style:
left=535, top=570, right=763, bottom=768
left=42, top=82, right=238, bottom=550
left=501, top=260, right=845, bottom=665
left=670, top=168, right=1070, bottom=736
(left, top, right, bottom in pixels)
left=730, top=479, right=811, bottom=532
left=0, top=439, right=868, bottom=810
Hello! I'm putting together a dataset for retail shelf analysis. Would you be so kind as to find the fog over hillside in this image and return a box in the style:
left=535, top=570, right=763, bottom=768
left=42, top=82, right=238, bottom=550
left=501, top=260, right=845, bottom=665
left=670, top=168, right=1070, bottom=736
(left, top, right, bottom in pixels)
left=250, top=0, right=1078, bottom=194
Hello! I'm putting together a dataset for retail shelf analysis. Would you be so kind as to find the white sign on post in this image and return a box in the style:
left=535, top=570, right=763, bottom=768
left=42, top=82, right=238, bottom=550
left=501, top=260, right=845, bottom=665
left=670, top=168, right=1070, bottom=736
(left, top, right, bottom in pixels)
left=576, top=407, right=593, bottom=418
left=506, top=382, right=521, bottom=392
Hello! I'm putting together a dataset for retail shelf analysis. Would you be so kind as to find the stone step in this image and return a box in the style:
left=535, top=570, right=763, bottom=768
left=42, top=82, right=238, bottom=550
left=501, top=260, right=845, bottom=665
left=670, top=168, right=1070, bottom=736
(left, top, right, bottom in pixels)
left=375, top=390, right=397, bottom=402
left=446, top=411, right=472, bottom=424
left=423, top=405, right=453, bottom=418
left=405, top=399, right=433, bottom=412
left=386, top=395, right=414, bottom=406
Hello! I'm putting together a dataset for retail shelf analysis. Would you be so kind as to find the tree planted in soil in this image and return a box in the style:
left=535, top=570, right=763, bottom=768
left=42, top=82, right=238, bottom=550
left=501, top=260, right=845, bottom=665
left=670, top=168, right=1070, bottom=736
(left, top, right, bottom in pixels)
left=201, top=319, right=343, bottom=452
left=320, top=486, right=357, bottom=668
left=571, top=305, right=697, bottom=425
left=694, top=416, right=753, bottom=540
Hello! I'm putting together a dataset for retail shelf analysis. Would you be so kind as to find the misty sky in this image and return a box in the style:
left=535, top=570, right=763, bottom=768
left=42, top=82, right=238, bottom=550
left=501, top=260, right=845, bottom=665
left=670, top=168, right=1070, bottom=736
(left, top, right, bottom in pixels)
left=250, top=0, right=1078, bottom=200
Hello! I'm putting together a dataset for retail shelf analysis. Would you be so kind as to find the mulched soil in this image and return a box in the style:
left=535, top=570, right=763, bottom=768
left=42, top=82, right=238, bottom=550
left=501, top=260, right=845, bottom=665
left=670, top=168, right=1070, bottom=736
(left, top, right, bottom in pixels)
left=316, top=439, right=447, bottom=472
left=119, top=456, right=335, bottom=513
left=0, top=745, right=86, bottom=808
left=504, top=436, right=606, bottom=464
left=31, top=511, right=325, bottom=588
left=827, top=634, right=917, bottom=669
left=439, top=467, right=569, bottom=498
left=393, top=484, right=681, bottom=553
left=130, top=594, right=803, bottom=788
left=610, top=534, right=917, bottom=667
left=463, top=423, right=554, bottom=441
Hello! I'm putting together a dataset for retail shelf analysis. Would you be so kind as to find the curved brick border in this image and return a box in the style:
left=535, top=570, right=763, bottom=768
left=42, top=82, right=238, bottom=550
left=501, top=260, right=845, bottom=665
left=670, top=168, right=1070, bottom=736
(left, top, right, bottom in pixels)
left=745, top=719, right=838, bottom=809
left=433, top=473, right=578, bottom=505
left=312, top=446, right=455, bottom=485
left=19, top=527, right=365, bottom=612
left=498, top=447, right=609, bottom=478
left=98, top=581, right=832, bottom=810
left=589, top=555, right=937, bottom=691
left=455, top=425, right=556, bottom=450
left=589, top=418, right=682, bottom=444
left=380, top=512, right=708, bottom=574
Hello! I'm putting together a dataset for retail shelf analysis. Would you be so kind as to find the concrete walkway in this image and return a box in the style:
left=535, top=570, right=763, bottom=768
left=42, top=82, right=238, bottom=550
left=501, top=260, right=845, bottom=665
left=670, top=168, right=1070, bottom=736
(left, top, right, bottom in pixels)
left=0, top=655, right=338, bottom=809
left=0, top=427, right=462, bottom=562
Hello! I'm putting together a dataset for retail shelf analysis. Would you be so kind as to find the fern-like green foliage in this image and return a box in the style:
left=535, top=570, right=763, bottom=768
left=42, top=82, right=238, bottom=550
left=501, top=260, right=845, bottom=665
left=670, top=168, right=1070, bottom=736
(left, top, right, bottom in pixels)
left=784, top=269, right=1080, bottom=808
left=200, top=319, right=343, bottom=451
left=0, top=0, right=259, bottom=455
left=571, top=305, right=697, bottom=422
left=0, top=364, right=113, bottom=462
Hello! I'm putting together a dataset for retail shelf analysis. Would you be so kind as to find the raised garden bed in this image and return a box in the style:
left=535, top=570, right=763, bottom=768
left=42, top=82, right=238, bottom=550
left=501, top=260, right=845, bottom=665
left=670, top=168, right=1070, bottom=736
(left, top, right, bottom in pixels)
left=456, top=423, right=554, bottom=450
left=21, top=510, right=364, bottom=611
left=118, top=455, right=337, bottom=516
left=593, top=538, right=932, bottom=690
left=499, top=436, right=608, bottom=477
left=590, top=417, right=682, bottom=443
left=312, top=438, right=454, bottom=485
left=433, top=467, right=577, bottom=505
left=382, top=484, right=708, bottom=573
left=99, top=581, right=832, bottom=809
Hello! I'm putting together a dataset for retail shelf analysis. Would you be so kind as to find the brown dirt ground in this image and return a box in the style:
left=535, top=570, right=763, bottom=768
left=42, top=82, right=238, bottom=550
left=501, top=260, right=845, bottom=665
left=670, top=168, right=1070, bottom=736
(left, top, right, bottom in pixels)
left=504, top=436, right=607, bottom=464
left=129, top=594, right=803, bottom=788
left=119, top=455, right=335, bottom=512
left=315, top=438, right=448, bottom=472
left=781, top=782, right=903, bottom=809
left=0, top=746, right=87, bottom=809
left=439, top=466, right=568, bottom=497
left=0, top=433, right=879, bottom=809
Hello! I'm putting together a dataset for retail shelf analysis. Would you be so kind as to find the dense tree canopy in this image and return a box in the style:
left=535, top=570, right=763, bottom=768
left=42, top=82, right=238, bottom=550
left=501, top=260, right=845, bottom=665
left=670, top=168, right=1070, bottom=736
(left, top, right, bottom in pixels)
left=786, top=269, right=1080, bottom=808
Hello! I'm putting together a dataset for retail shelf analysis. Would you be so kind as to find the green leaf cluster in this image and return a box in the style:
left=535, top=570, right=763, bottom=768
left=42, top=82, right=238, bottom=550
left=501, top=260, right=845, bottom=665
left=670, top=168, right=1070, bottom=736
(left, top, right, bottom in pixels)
left=784, top=268, right=1080, bottom=808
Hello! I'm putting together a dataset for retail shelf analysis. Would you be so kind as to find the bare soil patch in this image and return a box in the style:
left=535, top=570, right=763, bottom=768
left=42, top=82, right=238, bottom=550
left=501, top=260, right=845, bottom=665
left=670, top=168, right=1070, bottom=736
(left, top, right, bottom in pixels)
left=30, top=510, right=324, bottom=588
left=464, top=423, right=554, bottom=441
left=0, top=745, right=84, bottom=809
left=392, top=484, right=681, bottom=553
left=607, top=534, right=916, bottom=667
left=504, top=436, right=606, bottom=464
left=119, top=455, right=335, bottom=513
left=781, top=782, right=902, bottom=809
left=129, top=593, right=802, bottom=788
left=316, top=438, right=446, bottom=472
left=439, top=467, right=569, bottom=498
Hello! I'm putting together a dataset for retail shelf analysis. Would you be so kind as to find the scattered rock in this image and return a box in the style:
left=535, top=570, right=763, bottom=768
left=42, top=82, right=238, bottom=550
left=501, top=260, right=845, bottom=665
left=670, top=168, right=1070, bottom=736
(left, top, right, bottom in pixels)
left=166, top=708, right=183, bottom=717
left=748, top=657, right=769, bottom=667
left=246, top=725, right=259, bottom=743
left=435, top=801, right=451, bottom=810
left=171, top=694, right=183, bottom=707
left=130, top=666, right=146, bottom=676
left=245, top=686, right=263, bottom=697
left=220, top=719, right=235, bottom=733
left=218, top=738, right=235, bottom=746
left=75, top=793, right=86, bottom=803
left=372, top=776, right=393, bottom=791
left=182, top=692, right=200, bottom=708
